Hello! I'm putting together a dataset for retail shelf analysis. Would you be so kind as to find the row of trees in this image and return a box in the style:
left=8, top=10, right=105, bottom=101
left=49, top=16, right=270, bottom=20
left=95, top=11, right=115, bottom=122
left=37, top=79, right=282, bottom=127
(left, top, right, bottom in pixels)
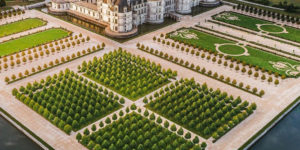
left=4, top=44, right=104, bottom=84
left=234, top=4, right=300, bottom=23
left=0, top=37, right=96, bottom=71
left=78, top=49, right=176, bottom=99
left=146, top=78, right=256, bottom=140
left=137, top=44, right=266, bottom=96
left=12, top=69, right=122, bottom=134
left=0, top=32, right=89, bottom=61
left=150, top=37, right=283, bottom=82
left=0, top=9, right=25, bottom=19
left=78, top=112, right=205, bottom=150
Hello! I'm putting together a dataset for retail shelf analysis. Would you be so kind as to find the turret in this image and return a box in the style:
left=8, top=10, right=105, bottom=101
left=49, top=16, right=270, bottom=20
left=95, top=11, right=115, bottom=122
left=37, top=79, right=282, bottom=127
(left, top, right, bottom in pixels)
left=175, top=0, right=191, bottom=14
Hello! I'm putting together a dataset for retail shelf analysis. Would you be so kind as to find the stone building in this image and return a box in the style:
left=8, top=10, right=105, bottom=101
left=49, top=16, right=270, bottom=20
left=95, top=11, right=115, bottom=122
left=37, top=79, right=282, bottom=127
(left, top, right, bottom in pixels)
left=49, top=0, right=220, bottom=37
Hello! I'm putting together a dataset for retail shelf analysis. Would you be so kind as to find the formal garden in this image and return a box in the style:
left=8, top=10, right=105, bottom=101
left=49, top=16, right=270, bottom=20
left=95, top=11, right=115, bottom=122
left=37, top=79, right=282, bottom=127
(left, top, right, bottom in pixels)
left=77, top=112, right=205, bottom=150
left=0, top=18, right=47, bottom=38
left=212, top=11, right=300, bottom=43
left=167, top=28, right=300, bottom=77
left=145, top=78, right=257, bottom=140
left=78, top=49, right=177, bottom=100
left=0, top=28, right=71, bottom=56
left=12, top=69, right=123, bottom=134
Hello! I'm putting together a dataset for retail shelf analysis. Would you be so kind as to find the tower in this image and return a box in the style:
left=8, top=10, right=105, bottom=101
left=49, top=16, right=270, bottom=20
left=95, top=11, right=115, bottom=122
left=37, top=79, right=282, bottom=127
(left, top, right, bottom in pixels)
left=175, top=0, right=191, bottom=14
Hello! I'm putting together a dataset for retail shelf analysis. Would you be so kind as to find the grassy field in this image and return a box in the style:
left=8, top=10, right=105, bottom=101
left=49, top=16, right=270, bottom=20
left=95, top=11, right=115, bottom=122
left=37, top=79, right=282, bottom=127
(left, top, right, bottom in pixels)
left=219, top=44, right=246, bottom=55
left=0, top=28, right=70, bottom=56
left=0, top=18, right=47, bottom=38
left=213, top=12, right=300, bottom=43
left=168, top=28, right=300, bottom=77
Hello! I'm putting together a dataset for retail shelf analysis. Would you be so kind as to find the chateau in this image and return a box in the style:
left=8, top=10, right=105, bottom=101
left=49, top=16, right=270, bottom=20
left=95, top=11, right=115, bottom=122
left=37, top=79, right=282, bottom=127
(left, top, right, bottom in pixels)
left=49, top=0, right=220, bottom=37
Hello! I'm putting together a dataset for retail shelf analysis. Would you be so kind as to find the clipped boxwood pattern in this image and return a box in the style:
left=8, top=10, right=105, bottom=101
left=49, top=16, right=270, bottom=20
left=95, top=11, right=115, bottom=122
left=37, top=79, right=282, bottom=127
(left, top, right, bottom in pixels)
left=12, top=69, right=122, bottom=134
left=146, top=78, right=256, bottom=139
left=79, top=49, right=176, bottom=100
left=79, top=112, right=202, bottom=150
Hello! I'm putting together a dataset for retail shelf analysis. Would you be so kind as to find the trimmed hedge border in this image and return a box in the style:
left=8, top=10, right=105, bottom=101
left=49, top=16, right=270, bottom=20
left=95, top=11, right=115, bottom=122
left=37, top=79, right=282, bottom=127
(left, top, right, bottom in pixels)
left=0, top=27, right=73, bottom=58
left=238, top=96, right=300, bottom=150
left=0, top=107, right=54, bottom=150
left=0, top=17, right=48, bottom=38
left=195, top=25, right=300, bottom=60
left=7, top=47, right=104, bottom=84
left=137, top=46, right=262, bottom=97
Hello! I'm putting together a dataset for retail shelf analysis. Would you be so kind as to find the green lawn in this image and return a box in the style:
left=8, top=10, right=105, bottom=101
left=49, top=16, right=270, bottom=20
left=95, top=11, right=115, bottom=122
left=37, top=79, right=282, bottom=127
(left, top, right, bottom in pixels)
left=0, top=18, right=47, bottom=38
left=168, top=28, right=300, bottom=77
left=218, top=44, right=246, bottom=55
left=0, top=28, right=70, bottom=56
left=213, top=12, right=300, bottom=43
left=260, top=24, right=284, bottom=32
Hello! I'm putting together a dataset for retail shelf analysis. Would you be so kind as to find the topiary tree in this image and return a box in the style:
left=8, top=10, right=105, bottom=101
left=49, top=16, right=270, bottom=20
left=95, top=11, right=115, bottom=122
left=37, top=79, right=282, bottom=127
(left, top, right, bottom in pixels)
left=76, top=133, right=82, bottom=142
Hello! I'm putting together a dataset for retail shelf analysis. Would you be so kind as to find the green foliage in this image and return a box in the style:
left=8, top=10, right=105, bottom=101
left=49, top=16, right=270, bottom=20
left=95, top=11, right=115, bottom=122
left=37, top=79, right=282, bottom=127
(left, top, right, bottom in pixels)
left=13, top=69, right=122, bottom=133
left=146, top=78, right=254, bottom=139
left=79, top=112, right=199, bottom=149
left=80, top=50, right=175, bottom=100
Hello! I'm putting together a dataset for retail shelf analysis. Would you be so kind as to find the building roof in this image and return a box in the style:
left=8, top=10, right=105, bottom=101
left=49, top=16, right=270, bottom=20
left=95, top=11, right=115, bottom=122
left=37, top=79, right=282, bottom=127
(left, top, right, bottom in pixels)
left=73, top=1, right=98, bottom=11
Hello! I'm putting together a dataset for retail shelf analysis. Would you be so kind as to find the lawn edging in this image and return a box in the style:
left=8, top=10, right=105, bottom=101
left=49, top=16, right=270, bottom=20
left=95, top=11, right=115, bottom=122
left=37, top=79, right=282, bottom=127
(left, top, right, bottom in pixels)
left=238, top=96, right=300, bottom=150
left=0, top=107, right=54, bottom=150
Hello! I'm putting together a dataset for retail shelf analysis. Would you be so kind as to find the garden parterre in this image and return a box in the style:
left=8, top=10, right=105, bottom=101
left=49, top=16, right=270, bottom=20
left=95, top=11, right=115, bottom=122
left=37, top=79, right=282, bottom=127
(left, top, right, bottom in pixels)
left=0, top=28, right=71, bottom=56
left=12, top=69, right=123, bottom=134
left=0, top=18, right=47, bottom=38
left=79, top=49, right=177, bottom=100
left=213, top=11, right=300, bottom=43
left=146, top=78, right=256, bottom=140
left=167, top=28, right=300, bottom=77
left=78, top=112, right=204, bottom=150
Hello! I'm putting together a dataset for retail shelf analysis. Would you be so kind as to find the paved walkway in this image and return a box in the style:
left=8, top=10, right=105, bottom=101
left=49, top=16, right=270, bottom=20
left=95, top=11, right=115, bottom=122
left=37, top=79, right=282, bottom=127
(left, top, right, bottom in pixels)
left=0, top=7, right=300, bottom=150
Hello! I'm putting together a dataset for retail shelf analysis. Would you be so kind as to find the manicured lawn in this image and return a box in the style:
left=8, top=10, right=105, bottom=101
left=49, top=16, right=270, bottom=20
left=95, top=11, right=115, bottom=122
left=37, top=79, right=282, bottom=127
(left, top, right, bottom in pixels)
left=213, top=12, right=300, bottom=43
left=0, top=28, right=70, bottom=56
left=0, top=18, right=47, bottom=38
left=168, top=28, right=300, bottom=77
left=218, top=44, right=246, bottom=55
left=260, top=24, right=284, bottom=32
left=79, top=50, right=176, bottom=101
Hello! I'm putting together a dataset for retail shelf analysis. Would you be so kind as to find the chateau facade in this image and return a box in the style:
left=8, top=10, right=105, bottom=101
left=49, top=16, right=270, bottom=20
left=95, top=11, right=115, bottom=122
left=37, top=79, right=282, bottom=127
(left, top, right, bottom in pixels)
left=50, top=0, right=219, bottom=37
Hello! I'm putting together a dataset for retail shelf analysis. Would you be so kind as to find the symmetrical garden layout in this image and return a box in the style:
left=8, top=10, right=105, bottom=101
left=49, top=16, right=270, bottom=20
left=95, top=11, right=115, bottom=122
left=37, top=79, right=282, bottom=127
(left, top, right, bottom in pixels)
left=146, top=78, right=256, bottom=140
left=79, top=112, right=202, bottom=150
left=0, top=28, right=71, bottom=56
left=12, top=69, right=122, bottom=134
left=0, top=18, right=47, bottom=38
left=167, top=28, right=300, bottom=77
left=213, top=12, right=300, bottom=43
left=79, top=50, right=176, bottom=100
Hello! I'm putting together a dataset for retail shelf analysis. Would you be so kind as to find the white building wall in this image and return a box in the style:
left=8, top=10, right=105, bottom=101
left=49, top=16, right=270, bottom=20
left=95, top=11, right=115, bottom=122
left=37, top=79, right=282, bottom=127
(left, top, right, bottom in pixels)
left=147, top=0, right=164, bottom=24
left=175, top=0, right=191, bottom=14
